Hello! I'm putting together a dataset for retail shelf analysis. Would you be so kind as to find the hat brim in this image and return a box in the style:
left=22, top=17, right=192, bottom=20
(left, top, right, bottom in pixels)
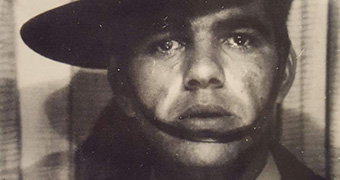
left=21, top=0, right=258, bottom=69
left=21, top=1, right=113, bottom=69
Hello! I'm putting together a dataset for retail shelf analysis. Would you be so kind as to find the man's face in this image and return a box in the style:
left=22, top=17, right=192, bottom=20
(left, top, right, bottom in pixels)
left=110, top=0, right=292, bottom=173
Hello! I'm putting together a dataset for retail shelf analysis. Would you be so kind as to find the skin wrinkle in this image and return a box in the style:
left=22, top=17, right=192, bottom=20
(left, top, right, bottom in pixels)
left=156, top=74, right=183, bottom=120
left=151, top=60, right=156, bottom=74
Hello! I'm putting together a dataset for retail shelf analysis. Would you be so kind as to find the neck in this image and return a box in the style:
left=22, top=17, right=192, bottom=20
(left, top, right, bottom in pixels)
left=151, top=145, right=269, bottom=180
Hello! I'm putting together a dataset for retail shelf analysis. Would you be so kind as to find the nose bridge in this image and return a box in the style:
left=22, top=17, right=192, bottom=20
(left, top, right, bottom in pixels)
left=193, top=23, right=214, bottom=57
left=183, top=29, right=225, bottom=90
left=191, top=39, right=220, bottom=76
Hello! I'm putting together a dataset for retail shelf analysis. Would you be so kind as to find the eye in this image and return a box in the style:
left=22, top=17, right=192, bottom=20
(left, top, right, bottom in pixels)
left=223, top=34, right=252, bottom=48
left=154, top=39, right=184, bottom=55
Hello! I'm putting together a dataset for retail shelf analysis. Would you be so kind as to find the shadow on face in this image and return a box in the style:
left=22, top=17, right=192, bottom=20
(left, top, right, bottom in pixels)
left=107, top=0, right=295, bottom=179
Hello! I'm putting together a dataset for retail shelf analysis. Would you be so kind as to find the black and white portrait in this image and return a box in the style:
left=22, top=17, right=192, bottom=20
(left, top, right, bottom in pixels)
left=0, top=0, right=339, bottom=179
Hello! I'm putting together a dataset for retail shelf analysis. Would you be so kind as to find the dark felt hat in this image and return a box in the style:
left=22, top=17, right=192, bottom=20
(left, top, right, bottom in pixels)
left=21, top=0, right=292, bottom=69
left=21, top=0, right=149, bottom=69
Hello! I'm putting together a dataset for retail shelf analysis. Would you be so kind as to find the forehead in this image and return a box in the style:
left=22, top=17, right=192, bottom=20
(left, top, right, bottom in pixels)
left=171, top=0, right=264, bottom=16
left=110, top=0, right=270, bottom=49
left=148, top=0, right=267, bottom=27
left=188, top=1, right=268, bottom=31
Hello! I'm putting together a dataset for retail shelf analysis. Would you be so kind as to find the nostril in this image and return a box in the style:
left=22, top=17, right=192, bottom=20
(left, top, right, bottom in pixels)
left=186, top=78, right=223, bottom=90
left=209, top=78, right=222, bottom=86
left=187, top=79, right=201, bottom=89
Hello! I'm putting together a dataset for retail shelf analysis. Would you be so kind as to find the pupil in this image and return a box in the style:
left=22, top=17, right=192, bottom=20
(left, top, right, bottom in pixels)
left=236, top=35, right=244, bottom=45
left=161, top=41, right=173, bottom=50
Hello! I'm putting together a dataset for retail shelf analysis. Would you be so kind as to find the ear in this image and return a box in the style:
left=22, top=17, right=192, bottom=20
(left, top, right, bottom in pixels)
left=276, top=47, right=297, bottom=103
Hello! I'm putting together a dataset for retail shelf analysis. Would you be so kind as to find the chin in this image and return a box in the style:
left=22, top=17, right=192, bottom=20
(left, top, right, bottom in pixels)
left=148, top=126, right=257, bottom=169
left=131, top=99, right=273, bottom=172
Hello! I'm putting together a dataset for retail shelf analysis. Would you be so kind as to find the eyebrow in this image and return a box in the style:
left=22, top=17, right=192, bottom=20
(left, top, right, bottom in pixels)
left=144, top=14, right=273, bottom=44
left=213, top=16, right=272, bottom=37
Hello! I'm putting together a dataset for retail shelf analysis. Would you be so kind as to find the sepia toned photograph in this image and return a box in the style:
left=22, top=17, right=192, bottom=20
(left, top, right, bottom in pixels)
left=1, top=0, right=339, bottom=179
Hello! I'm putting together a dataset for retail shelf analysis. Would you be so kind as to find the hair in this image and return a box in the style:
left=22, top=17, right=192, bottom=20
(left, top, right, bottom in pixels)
left=265, top=0, right=294, bottom=61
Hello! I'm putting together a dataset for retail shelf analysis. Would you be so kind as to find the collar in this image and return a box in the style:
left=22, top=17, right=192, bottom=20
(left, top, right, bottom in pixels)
left=256, top=152, right=281, bottom=180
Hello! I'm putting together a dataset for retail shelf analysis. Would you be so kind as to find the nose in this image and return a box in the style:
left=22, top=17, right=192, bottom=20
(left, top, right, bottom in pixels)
left=184, top=52, right=225, bottom=90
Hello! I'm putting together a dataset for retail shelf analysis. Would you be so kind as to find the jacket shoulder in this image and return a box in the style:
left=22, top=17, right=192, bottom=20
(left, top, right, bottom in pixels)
left=271, top=144, right=325, bottom=180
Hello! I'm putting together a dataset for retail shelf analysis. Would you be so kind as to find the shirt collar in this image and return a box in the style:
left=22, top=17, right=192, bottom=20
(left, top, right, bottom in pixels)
left=256, top=152, right=281, bottom=180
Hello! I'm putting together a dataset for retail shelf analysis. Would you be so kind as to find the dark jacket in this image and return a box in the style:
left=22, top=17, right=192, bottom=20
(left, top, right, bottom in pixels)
left=271, top=144, right=324, bottom=180
left=75, top=103, right=325, bottom=180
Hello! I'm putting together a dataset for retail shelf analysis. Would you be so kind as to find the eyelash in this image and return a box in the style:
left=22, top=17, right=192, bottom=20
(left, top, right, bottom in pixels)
left=221, top=33, right=256, bottom=50
left=150, top=39, right=185, bottom=55
left=147, top=32, right=260, bottom=56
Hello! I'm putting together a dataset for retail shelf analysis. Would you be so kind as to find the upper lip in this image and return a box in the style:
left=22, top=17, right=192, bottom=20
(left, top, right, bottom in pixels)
left=178, top=104, right=233, bottom=120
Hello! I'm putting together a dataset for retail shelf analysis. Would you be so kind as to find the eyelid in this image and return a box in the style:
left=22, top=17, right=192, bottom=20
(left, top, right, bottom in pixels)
left=145, top=32, right=187, bottom=45
left=148, top=38, right=186, bottom=56
left=157, top=40, right=183, bottom=52
left=218, top=33, right=266, bottom=53
left=220, top=28, right=266, bottom=45
left=219, top=28, right=261, bottom=40
left=214, top=17, right=271, bottom=38
left=155, top=38, right=186, bottom=47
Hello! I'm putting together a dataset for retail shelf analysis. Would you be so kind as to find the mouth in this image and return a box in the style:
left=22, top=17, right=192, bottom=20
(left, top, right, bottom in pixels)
left=149, top=105, right=257, bottom=143
left=179, top=105, right=233, bottom=120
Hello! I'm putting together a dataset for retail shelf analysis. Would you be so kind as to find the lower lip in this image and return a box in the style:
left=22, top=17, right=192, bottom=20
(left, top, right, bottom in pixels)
left=149, top=116, right=254, bottom=143
left=180, top=116, right=239, bottom=132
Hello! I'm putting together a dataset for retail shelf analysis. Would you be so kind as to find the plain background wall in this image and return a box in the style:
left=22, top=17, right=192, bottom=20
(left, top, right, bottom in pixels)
left=16, top=0, right=72, bottom=170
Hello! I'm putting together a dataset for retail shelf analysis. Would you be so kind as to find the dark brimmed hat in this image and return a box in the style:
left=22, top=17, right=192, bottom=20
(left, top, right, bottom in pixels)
left=21, top=0, right=292, bottom=69
left=21, top=0, right=143, bottom=69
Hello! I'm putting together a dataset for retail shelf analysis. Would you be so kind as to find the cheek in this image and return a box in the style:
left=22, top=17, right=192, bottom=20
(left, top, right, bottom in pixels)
left=245, top=57, right=279, bottom=111
left=222, top=51, right=279, bottom=118
left=129, top=58, right=180, bottom=112
left=154, top=75, right=183, bottom=119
